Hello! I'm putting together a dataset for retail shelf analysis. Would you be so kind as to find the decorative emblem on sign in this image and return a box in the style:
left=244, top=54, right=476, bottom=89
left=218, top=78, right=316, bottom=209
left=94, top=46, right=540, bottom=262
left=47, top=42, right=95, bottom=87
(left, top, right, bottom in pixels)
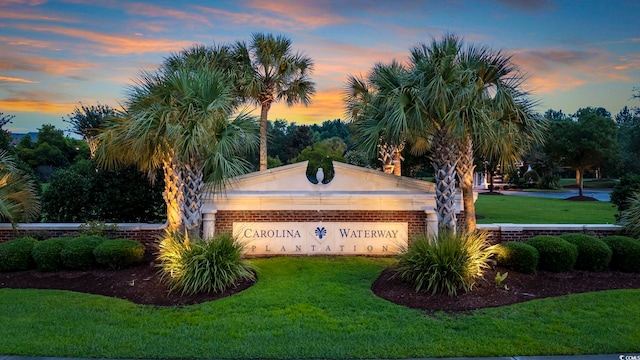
left=314, top=226, right=327, bottom=243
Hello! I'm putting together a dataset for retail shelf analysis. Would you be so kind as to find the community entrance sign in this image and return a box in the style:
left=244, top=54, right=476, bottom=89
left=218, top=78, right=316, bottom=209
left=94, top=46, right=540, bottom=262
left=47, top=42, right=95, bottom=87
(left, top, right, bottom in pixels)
left=203, top=161, right=458, bottom=256
left=234, top=221, right=408, bottom=255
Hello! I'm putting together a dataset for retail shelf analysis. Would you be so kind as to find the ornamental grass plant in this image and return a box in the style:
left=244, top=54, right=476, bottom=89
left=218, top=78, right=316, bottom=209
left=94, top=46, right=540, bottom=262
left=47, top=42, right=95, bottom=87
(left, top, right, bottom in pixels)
left=393, top=230, right=496, bottom=296
left=157, top=230, right=256, bottom=295
left=618, top=192, right=640, bottom=238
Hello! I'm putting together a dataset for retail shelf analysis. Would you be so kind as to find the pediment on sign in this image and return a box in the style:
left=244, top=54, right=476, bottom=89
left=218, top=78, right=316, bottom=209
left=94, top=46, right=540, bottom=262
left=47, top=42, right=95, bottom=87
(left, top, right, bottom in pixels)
left=215, top=161, right=436, bottom=194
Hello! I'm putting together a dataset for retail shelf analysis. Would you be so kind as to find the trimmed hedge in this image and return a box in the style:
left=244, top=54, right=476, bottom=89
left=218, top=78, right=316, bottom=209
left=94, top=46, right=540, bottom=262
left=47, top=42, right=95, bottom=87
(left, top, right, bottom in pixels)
left=526, top=235, right=578, bottom=272
left=94, top=239, right=145, bottom=270
left=495, top=241, right=539, bottom=274
left=32, top=237, right=72, bottom=271
left=601, top=235, right=640, bottom=272
left=0, top=237, right=37, bottom=271
left=60, top=235, right=107, bottom=270
left=559, top=233, right=612, bottom=271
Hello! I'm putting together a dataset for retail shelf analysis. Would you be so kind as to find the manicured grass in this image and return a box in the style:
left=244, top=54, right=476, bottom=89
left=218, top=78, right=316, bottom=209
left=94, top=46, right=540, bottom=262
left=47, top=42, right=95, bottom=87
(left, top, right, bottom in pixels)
left=558, top=178, right=617, bottom=189
left=475, top=195, right=617, bottom=224
left=1, top=257, right=638, bottom=358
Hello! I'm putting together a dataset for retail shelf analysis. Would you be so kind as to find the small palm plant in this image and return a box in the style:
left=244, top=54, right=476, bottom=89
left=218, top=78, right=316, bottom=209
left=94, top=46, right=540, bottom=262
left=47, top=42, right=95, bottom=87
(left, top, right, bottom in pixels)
left=0, top=150, right=41, bottom=226
left=394, top=230, right=496, bottom=296
left=157, top=230, right=256, bottom=295
left=618, top=192, right=640, bottom=238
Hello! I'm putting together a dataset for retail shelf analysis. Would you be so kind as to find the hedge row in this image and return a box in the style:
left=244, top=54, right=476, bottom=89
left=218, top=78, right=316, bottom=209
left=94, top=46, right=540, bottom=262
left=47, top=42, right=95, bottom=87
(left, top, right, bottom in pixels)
left=495, top=234, right=640, bottom=273
left=0, top=236, right=145, bottom=272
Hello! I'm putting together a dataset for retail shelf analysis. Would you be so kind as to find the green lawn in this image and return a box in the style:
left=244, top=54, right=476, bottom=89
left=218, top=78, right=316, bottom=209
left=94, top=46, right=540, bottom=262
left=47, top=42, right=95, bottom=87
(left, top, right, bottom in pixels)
left=475, top=194, right=617, bottom=224
left=557, top=178, right=617, bottom=189
left=1, top=257, right=638, bottom=358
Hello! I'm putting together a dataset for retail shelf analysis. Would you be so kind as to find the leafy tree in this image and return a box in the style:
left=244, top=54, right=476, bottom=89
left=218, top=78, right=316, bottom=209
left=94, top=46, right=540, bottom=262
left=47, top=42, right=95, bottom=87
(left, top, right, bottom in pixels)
left=616, top=105, right=640, bottom=174
left=234, top=33, right=315, bottom=171
left=309, top=119, right=352, bottom=147
left=0, top=150, right=41, bottom=226
left=96, top=46, right=259, bottom=234
left=0, top=112, right=15, bottom=152
left=15, top=124, right=86, bottom=181
left=63, top=103, right=115, bottom=158
left=545, top=107, right=620, bottom=196
left=291, top=137, right=347, bottom=183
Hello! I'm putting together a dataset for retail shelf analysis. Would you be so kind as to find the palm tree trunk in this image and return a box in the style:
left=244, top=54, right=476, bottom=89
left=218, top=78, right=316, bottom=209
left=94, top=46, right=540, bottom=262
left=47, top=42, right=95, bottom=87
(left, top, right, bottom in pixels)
left=432, top=128, right=458, bottom=233
left=259, top=100, right=271, bottom=171
left=162, top=155, right=184, bottom=232
left=392, top=147, right=402, bottom=177
left=456, top=136, right=476, bottom=232
left=182, top=158, right=204, bottom=236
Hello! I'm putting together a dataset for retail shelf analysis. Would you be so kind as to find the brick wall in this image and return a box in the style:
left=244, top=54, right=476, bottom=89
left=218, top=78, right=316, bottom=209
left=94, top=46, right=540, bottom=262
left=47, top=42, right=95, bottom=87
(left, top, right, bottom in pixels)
left=1, top=220, right=623, bottom=249
left=0, top=224, right=166, bottom=249
left=478, top=224, right=621, bottom=244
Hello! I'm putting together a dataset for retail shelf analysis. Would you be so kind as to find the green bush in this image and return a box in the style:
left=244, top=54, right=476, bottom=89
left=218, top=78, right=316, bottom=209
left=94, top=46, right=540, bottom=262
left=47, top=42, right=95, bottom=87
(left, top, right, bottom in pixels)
left=94, top=239, right=145, bottom=270
left=393, top=231, right=496, bottom=296
left=559, top=233, right=612, bottom=271
left=495, top=241, right=539, bottom=274
left=32, top=237, right=71, bottom=271
left=526, top=235, right=578, bottom=272
left=157, top=231, right=256, bottom=295
left=60, top=235, right=107, bottom=270
left=0, top=237, right=37, bottom=271
left=601, top=235, right=640, bottom=272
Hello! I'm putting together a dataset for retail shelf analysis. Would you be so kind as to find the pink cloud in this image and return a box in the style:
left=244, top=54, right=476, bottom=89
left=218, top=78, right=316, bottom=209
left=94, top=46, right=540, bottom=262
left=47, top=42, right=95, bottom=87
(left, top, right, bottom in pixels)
left=511, top=48, right=636, bottom=94
left=14, top=24, right=195, bottom=55
left=0, top=75, right=38, bottom=83
left=124, top=2, right=211, bottom=25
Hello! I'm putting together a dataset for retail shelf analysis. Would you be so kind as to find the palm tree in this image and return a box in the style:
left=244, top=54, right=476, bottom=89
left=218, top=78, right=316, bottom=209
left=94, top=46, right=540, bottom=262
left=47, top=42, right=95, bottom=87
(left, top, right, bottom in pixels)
left=346, top=38, right=465, bottom=232
left=453, top=46, right=547, bottom=232
left=63, top=103, right=115, bottom=158
left=234, top=33, right=315, bottom=171
left=0, top=150, right=41, bottom=226
left=96, top=58, right=258, bottom=235
left=346, top=34, right=546, bottom=233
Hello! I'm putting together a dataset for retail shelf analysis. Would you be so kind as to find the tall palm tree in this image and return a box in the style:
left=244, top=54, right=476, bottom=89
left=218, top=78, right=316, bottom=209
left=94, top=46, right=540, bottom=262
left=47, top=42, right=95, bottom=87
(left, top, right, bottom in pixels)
left=347, top=37, right=466, bottom=232
left=346, top=34, right=546, bottom=233
left=453, top=46, right=547, bottom=232
left=234, top=33, right=315, bottom=171
left=0, top=150, right=41, bottom=226
left=96, top=60, right=258, bottom=235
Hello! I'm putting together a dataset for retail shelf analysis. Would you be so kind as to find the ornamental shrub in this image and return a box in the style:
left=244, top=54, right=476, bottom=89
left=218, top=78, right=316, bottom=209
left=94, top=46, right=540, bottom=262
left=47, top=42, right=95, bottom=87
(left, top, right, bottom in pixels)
left=157, top=231, right=256, bottom=295
left=0, top=237, right=37, bottom=271
left=394, top=231, right=496, bottom=296
left=526, top=235, right=578, bottom=272
left=601, top=235, right=640, bottom=272
left=60, top=235, right=107, bottom=270
left=94, top=239, right=145, bottom=270
left=559, top=233, right=612, bottom=271
left=495, top=241, right=539, bottom=274
left=617, top=192, right=640, bottom=239
left=32, top=237, right=71, bottom=271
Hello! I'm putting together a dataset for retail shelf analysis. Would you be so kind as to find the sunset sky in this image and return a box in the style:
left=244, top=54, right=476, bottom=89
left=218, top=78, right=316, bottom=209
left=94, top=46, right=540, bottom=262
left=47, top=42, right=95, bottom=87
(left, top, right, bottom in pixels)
left=1, top=0, right=639, bottom=134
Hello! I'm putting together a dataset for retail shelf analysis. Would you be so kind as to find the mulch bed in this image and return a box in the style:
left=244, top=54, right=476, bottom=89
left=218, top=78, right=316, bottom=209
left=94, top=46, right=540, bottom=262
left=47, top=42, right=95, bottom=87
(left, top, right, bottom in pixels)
left=1, top=253, right=639, bottom=311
